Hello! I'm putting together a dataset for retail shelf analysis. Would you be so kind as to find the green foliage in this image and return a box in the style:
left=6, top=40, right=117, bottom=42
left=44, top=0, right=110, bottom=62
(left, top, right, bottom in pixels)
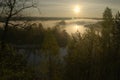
left=52, top=27, right=69, bottom=47
left=42, top=29, right=59, bottom=55
left=112, top=12, right=120, bottom=52
left=0, top=45, right=34, bottom=80
left=40, top=29, right=61, bottom=80
left=64, top=27, right=101, bottom=80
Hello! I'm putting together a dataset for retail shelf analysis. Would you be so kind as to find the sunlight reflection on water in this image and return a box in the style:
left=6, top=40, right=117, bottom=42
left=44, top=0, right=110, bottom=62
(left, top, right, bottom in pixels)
left=42, top=21, right=87, bottom=34
left=64, top=24, right=87, bottom=34
left=42, top=19, right=99, bottom=34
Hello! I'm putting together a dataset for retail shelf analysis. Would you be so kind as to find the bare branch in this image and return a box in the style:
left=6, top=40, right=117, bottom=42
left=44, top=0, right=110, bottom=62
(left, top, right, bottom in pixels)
left=0, top=0, right=36, bottom=49
left=12, top=5, right=34, bottom=16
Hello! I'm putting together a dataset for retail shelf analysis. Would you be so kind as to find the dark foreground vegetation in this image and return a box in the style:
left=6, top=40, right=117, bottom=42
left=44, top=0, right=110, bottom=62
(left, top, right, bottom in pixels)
left=0, top=2, right=120, bottom=80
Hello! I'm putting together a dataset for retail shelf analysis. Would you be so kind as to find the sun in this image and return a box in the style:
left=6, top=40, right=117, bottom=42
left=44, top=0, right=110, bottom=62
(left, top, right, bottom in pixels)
left=74, top=5, right=81, bottom=14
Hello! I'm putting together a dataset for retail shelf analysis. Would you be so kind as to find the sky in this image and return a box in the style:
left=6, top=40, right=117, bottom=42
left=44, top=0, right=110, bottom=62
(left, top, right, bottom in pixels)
left=28, top=0, right=120, bottom=18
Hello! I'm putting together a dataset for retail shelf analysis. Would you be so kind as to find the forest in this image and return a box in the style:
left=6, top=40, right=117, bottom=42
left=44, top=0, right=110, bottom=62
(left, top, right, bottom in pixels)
left=0, top=0, right=120, bottom=80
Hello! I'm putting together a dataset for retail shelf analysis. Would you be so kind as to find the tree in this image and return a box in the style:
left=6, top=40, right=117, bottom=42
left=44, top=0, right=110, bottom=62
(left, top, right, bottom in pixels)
left=101, top=7, right=117, bottom=80
left=41, top=29, right=61, bottom=80
left=112, top=12, right=120, bottom=54
left=111, top=11, right=120, bottom=80
left=0, top=0, right=37, bottom=79
left=64, top=26, right=102, bottom=80
left=102, top=7, right=113, bottom=51
left=52, top=26, right=69, bottom=47
left=0, top=45, right=34, bottom=80
left=0, top=0, right=36, bottom=49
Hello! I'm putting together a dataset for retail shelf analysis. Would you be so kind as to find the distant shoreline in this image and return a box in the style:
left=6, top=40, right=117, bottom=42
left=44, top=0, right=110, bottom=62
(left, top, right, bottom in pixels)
left=0, top=17, right=102, bottom=22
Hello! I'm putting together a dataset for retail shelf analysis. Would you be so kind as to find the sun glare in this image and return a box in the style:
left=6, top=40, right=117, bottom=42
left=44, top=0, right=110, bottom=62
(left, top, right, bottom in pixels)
left=74, top=5, right=81, bottom=14
left=75, top=25, right=79, bottom=30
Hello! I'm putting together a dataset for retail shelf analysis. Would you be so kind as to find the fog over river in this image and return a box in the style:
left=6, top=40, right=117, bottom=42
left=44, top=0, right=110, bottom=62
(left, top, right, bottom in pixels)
left=0, top=19, right=101, bottom=34
left=41, top=19, right=101, bottom=34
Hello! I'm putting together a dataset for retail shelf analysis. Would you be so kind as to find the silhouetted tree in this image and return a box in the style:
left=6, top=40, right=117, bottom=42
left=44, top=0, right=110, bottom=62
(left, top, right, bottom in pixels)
left=111, top=11, right=120, bottom=80
left=0, top=0, right=35, bottom=49
left=0, top=45, right=34, bottom=79
left=41, top=29, right=61, bottom=80
left=100, top=7, right=116, bottom=80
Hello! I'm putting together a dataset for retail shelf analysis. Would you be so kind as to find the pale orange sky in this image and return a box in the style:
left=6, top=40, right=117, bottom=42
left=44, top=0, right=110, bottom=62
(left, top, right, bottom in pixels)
left=26, top=0, right=120, bottom=18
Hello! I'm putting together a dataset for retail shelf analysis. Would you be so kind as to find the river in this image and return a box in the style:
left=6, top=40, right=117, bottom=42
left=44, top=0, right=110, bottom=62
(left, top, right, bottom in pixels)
left=41, top=19, right=101, bottom=34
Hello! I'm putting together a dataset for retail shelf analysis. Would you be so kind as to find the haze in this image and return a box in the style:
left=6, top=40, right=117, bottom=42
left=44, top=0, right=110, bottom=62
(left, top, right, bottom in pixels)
left=28, top=0, right=120, bottom=18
